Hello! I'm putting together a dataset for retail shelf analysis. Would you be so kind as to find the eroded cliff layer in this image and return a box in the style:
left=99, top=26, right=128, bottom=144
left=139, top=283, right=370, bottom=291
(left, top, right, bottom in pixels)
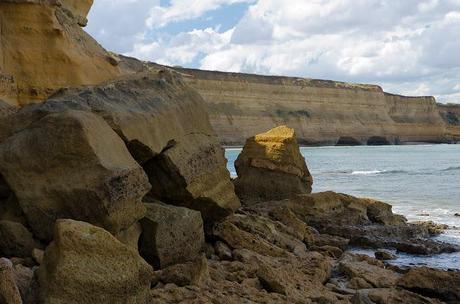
left=175, top=68, right=453, bottom=146
left=0, top=0, right=120, bottom=106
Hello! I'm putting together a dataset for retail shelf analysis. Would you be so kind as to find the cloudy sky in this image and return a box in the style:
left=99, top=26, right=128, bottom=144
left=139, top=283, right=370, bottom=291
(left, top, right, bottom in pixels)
left=87, top=0, right=460, bottom=103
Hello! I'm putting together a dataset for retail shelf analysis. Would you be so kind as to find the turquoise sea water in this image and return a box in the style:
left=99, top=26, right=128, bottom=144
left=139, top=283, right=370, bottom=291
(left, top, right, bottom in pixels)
left=225, top=144, right=460, bottom=269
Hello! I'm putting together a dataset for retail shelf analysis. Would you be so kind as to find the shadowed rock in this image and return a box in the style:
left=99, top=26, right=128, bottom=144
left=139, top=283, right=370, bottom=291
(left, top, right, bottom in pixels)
left=0, top=110, right=150, bottom=241
left=140, top=202, right=205, bottom=269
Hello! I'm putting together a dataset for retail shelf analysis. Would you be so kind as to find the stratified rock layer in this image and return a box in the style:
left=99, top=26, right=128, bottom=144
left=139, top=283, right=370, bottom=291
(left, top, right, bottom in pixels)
left=174, top=68, right=452, bottom=145
left=0, top=0, right=120, bottom=106
left=37, top=219, right=154, bottom=304
left=234, top=126, right=313, bottom=204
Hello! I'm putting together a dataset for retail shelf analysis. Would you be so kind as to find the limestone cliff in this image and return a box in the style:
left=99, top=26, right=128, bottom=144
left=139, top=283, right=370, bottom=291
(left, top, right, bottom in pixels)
left=0, top=0, right=120, bottom=106
left=174, top=68, right=454, bottom=146
left=437, top=103, right=460, bottom=142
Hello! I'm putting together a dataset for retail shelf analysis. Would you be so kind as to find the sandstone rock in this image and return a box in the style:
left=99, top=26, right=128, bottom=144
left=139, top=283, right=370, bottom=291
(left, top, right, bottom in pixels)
left=312, top=245, right=343, bottom=258
left=413, top=221, right=449, bottom=235
left=0, top=258, right=22, bottom=304
left=0, top=110, right=150, bottom=241
left=398, top=267, right=460, bottom=302
left=214, top=241, right=233, bottom=261
left=213, top=220, right=287, bottom=258
left=314, top=234, right=350, bottom=251
left=0, top=220, right=39, bottom=258
left=60, top=0, right=93, bottom=26
left=234, top=126, right=313, bottom=204
left=139, top=202, right=204, bottom=269
left=0, top=0, right=120, bottom=106
left=153, top=255, right=209, bottom=287
left=352, top=288, right=443, bottom=304
left=114, top=222, right=142, bottom=250
left=12, top=264, right=34, bottom=302
left=285, top=192, right=458, bottom=255
left=339, top=254, right=401, bottom=289
left=32, top=249, right=44, bottom=266
left=37, top=219, right=154, bottom=304
left=48, top=72, right=240, bottom=222
left=375, top=250, right=397, bottom=261
left=212, top=212, right=312, bottom=258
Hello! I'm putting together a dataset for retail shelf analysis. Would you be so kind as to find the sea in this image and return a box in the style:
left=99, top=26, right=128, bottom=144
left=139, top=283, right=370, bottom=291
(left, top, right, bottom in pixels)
left=225, top=144, right=460, bottom=269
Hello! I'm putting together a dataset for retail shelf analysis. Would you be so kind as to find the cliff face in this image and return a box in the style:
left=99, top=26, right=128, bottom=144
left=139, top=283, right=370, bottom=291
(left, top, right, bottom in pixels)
left=0, top=0, right=120, bottom=107
left=175, top=68, right=453, bottom=146
left=437, top=103, right=460, bottom=142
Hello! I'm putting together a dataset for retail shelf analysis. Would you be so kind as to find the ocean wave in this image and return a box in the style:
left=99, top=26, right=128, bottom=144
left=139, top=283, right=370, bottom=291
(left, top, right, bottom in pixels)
left=351, top=169, right=407, bottom=175
left=351, top=170, right=383, bottom=175
left=442, top=166, right=460, bottom=172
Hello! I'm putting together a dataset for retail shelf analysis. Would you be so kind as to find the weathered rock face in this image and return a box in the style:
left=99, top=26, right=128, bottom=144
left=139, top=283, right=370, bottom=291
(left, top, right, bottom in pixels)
left=0, top=70, right=240, bottom=240
left=234, top=126, right=313, bottom=204
left=0, top=109, right=151, bottom=241
left=248, top=192, right=459, bottom=255
left=37, top=219, right=154, bottom=304
left=48, top=72, right=240, bottom=221
left=438, top=103, right=460, bottom=142
left=398, top=267, right=460, bottom=302
left=174, top=68, right=451, bottom=145
left=139, top=202, right=205, bottom=269
left=0, top=0, right=120, bottom=106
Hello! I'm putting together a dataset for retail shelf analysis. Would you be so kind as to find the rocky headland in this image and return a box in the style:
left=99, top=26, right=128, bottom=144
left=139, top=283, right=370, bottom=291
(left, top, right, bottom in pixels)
left=0, top=1, right=459, bottom=304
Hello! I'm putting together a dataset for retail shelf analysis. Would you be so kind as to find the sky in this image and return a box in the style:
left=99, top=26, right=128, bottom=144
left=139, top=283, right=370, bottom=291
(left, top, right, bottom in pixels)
left=86, top=0, right=460, bottom=103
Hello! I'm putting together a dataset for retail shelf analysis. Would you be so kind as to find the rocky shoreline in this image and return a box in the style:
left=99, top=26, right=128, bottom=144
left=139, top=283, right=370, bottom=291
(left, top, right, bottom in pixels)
left=0, top=1, right=459, bottom=303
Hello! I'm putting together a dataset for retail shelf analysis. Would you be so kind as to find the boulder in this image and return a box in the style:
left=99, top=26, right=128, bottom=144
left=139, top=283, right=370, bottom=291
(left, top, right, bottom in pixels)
left=37, top=219, right=154, bottom=304
left=0, top=220, right=40, bottom=258
left=139, top=202, right=205, bottom=269
left=398, top=267, right=460, bottom=302
left=0, top=258, right=22, bottom=304
left=0, top=0, right=120, bottom=106
left=0, top=110, right=151, bottom=241
left=48, top=72, right=240, bottom=222
left=234, top=125, right=313, bottom=204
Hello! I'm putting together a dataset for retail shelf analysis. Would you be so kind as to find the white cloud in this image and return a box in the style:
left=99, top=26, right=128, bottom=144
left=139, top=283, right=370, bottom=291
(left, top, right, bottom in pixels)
left=86, top=0, right=159, bottom=53
left=86, top=0, right=460, bottom=103
left=146, top=0, right=256, bottom=28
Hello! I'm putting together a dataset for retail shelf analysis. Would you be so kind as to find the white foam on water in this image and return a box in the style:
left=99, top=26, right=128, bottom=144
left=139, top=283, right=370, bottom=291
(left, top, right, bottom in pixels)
left=351, top=170, right=384, bottom=175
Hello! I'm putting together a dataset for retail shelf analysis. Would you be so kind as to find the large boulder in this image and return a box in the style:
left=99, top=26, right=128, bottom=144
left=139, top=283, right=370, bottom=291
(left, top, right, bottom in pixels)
left=0, top=110, right=150, bottom=241
left=0, top=0, right=120, bottom=106
left=48, top=72, right=240, bottom=222
left=37, top=219, right=154, bottom=304
left=234, top=125, right=313, bottom=204
left=139, top=202, right=205, bottom=269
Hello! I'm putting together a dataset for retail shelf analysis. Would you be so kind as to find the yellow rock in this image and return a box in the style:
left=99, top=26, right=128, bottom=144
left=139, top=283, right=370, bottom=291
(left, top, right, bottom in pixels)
left=0, top=0, right=120, bottom=107
left=234, top=126, right=313, bottom=204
